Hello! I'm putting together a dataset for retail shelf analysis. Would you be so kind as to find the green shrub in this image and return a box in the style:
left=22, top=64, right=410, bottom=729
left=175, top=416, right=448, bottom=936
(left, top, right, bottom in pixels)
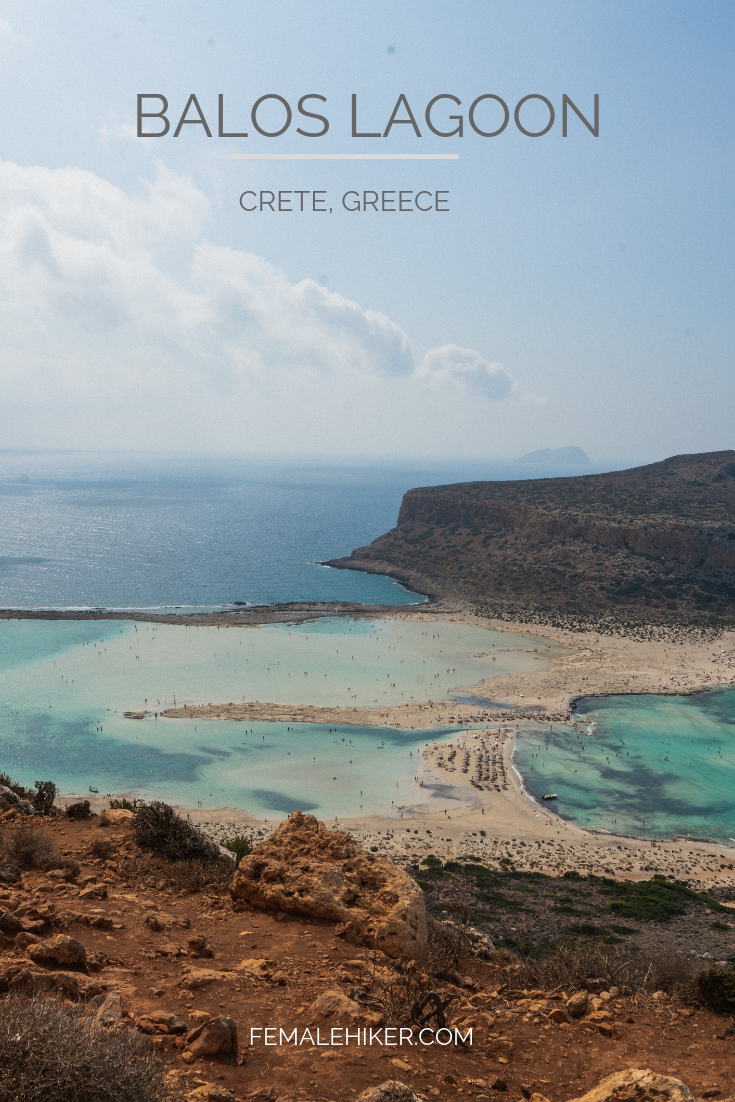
left=222, top=835, right=252, bottom=866
left=604, top=877, right=726, bottom=923
left=688, top=965, right=735, bottom=1014
left=132, top=801, right=219, bottom=862
left=0, top=993, right=184, bottom=1102
left=711, top=921, right=732, bottom=932
left=0, top=772, right=32, bottom=801
left=108, top=798, right=139, bottom=812
left=66, top=800, right=92, bottom=820
left=33, top=780, right=57, bottom=817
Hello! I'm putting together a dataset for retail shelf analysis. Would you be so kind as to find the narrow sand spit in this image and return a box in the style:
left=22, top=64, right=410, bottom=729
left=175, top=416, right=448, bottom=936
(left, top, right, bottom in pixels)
left=140, top=605, right=735, bottom=889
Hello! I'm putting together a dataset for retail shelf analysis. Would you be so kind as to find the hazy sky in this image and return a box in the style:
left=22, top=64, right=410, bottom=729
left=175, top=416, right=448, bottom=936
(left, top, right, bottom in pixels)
left=0, top=1, right=732, bottom=460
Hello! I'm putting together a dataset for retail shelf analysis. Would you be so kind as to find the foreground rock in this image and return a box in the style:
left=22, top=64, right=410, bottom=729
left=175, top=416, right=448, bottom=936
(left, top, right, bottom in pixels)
left=0, top=958, right=100, bottom=998
left=356, top=1083, right=425, bottom=1102
left=568, top=1068, right=696, bottom=1102
left=100, top=808, right=134, bottom=827
left=27, top=934, right=87, bottom=967
left=308, top=989, right=385, bottom=1027
left=186, top=1015, right=238, bottom=1057
left=229, top=811, right=427, bottom=959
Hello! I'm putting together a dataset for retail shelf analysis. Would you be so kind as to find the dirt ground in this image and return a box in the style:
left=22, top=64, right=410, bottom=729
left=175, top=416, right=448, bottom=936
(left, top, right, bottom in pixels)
left=2, top=815, right=735, bottom=1101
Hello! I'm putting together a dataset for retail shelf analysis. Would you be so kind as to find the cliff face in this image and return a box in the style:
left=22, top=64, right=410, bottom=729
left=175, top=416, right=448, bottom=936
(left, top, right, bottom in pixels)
left=333, top=451, right=735, bottom=622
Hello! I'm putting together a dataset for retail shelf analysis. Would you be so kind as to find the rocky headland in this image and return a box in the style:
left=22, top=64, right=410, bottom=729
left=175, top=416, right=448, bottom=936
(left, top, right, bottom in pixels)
left=327, top=451, right=735, bottom=631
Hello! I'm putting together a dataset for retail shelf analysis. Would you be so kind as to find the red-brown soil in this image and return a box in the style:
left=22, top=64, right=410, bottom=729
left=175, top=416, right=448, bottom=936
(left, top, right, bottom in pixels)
left=1, top=816, right=734, bottom=1101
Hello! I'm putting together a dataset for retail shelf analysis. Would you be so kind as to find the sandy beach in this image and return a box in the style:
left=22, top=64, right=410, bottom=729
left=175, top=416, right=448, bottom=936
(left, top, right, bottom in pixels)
left=132, top=604, right=735, bottom=891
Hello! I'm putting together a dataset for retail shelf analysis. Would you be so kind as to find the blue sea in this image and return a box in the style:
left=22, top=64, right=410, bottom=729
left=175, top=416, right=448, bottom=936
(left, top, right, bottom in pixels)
left=0, top=450, right=617, bottom=611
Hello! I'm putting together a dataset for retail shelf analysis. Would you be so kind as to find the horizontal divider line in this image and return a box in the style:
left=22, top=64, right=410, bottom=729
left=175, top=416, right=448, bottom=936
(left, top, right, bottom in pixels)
left=229, top=153, right=459, bottom=160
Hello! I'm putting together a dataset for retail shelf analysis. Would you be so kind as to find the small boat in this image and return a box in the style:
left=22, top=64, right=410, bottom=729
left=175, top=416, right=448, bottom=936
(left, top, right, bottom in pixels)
left=542, top=793, right=558, bottom=800
left=89, top=787, right=99, bottom=794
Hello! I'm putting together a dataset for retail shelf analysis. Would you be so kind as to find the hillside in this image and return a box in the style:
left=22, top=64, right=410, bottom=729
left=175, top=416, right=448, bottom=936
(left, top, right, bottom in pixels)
left=2, top=808, right=735, bottom=1101
left=329, top=451, right=735, bottom=628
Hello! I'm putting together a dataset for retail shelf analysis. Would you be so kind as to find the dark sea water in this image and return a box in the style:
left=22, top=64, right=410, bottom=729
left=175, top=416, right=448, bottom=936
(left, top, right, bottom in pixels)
left=0, top=450, right=616, bottom=610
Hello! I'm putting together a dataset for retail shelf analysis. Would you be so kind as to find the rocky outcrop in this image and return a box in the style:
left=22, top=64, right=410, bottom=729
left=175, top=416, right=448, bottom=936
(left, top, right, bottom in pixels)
left=237, top=958, right=276, bottom=980
left=185, top=1015, right=238, bottom=1057
left=27, top=934, right=87, bottom=968
left=356, top=1084, right=426, bottom=1102
left=93, top=991, right=124, bottom=1027
left=0, top=957, right=101, bottom=998
left=178, top=966, right=232, bottom=990
left=0, top=786, right=35, bottom=816
left=330, top=450, right=735, bottom=622
left=229, top=811, right=427, bottom=960
left=143, top=910, right=190, bottom=931
left=100, top=808, right=134, bottom=827
left=567, top=1068, right=696, bottom=1102
left=308, top=989, right=385, bottom=1028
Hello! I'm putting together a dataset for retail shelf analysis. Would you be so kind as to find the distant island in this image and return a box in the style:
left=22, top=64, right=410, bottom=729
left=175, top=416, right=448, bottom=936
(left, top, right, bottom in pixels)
left=516, top=444, right=590, bottom=468
left=328, top=450, right=735, bottom=629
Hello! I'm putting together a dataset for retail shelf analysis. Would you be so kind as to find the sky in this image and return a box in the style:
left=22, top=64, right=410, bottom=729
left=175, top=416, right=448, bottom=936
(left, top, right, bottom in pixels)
left=0, top=0, right=732, bottom=461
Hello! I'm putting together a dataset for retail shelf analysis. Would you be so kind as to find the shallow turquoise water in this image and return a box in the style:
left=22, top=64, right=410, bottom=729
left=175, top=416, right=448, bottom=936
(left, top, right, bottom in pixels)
left=0, top=618, right=540, bottom=818
left=515, top=690, right=735, bottom=843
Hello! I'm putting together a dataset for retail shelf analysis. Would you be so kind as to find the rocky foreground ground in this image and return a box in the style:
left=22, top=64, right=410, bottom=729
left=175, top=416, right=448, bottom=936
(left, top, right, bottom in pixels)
left=0, top=809, right=734, bottom=1102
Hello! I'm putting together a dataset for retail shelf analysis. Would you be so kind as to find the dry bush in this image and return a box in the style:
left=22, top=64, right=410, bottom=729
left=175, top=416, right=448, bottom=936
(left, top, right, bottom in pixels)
left=90, top=839, right=113, bottom=861
left=426, top=915, right=472, bottom=975
left=0, top=824, right=57, bottom=870
left=0, top=994, right=184, bottom=1102
left=353, top=918, right=477, bottom=1028
left=117, top=855, right=160, bottom=886
left=0, top=772, right=32, bottom=801
left=0, top=824, right=79, bottom=880
left=132, top=802, right=219, bottom=863
left=165, top=857, right=233, bottom=894
left=502, top=942, right=703, bottom=996
left=118, top=854, right=232, bottom=895
left=357, top=961, right=459, bottom=1029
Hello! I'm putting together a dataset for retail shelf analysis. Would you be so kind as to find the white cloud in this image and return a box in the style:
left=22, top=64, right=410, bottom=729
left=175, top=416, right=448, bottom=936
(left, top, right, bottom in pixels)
left=0, top=159, right=539, bottom=451
left=415, top=344, right=514, bottom=400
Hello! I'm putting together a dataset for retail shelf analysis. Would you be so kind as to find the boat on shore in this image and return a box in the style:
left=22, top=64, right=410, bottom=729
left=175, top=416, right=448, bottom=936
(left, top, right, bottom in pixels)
left=542, top=792, right=558, bottom=800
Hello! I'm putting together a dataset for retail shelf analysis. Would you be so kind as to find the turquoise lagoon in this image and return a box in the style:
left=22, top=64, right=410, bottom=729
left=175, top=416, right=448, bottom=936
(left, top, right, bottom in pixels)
left=515, top=691, right=735, bottom=844
left=0, top=617, right=542, bottom=819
